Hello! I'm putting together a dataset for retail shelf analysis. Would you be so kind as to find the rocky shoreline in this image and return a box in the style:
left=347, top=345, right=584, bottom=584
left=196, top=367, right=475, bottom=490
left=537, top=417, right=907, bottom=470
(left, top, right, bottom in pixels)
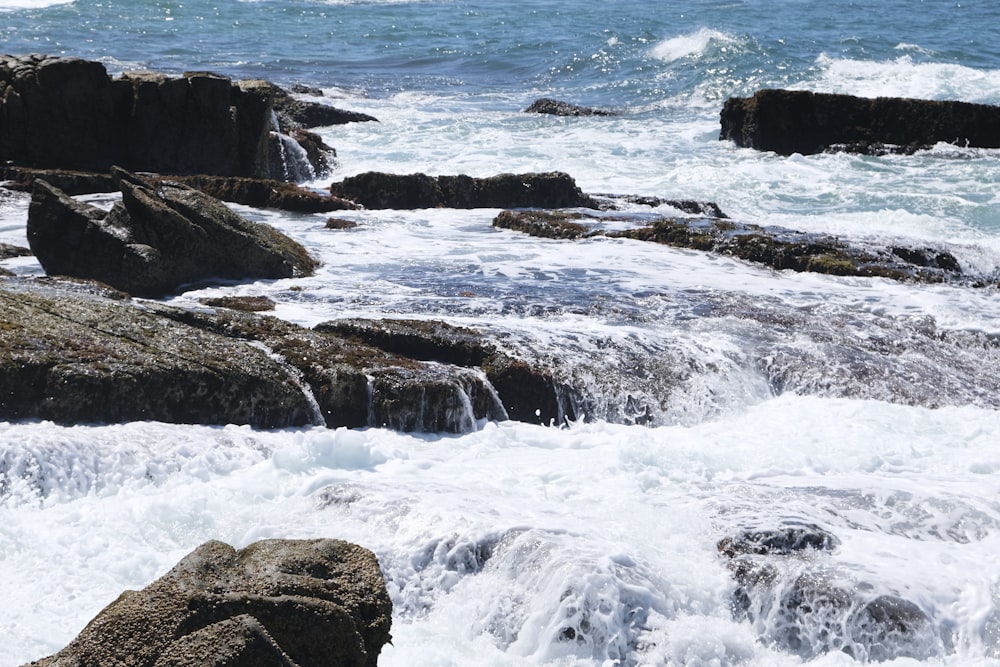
left=4, top=54, right=1000, bottom=664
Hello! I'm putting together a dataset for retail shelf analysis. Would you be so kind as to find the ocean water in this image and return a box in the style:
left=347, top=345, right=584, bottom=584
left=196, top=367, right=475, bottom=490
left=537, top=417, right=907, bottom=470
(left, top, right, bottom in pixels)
left=3, top=0, right=1000, bottom=665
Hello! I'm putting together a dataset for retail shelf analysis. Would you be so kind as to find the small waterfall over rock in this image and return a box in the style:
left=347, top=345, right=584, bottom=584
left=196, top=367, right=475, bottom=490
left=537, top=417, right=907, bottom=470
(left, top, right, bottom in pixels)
left=268, top=111, right=317, bottom=182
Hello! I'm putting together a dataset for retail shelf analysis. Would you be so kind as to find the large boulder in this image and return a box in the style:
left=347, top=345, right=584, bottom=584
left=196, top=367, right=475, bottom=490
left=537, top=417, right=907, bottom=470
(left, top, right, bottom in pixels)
left=0, top=54, right=120, bottom=171
left=330, top=171, right=600, bottom=209
left=720, top=88, right=1000, bottom=155
left=26, top=538, right=392, bottom=667
left=26, top=167, right=318, bottom=297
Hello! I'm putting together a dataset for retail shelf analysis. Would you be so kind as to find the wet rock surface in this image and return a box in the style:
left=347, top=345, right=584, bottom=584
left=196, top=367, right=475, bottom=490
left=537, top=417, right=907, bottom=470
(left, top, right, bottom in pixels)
left=2, top=165, right=358, bottom=212
left=271, top=84, right=379, bottom=129
left=720, top=88, right=1000, bottom=155
left=0, top=280, right=318, bottom=427
left=494, top=208, right=972, bottom=285
left=0, top=278, right=530, bottom=431
left=330, top=171, right=600, bottom=209
left=524, top=97, right=618, bottom=117
left=25, top=538, right=392, bottom=667
left=718, top=524, right=940, bottom=661
left=27, top=167, right=318, bottom=297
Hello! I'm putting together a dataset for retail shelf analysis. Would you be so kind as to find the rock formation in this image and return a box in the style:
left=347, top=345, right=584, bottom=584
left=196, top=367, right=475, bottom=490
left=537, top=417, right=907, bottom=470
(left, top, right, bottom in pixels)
left=0, top=279, right=525, bottom=431
left=524, top=97, right=617, bottom=117
left=27, top=167, right=318, bottom=297
left=720, top=88, right=1000, bottom=155
left=0, top=54, right=370, bottom=180
left=330, top=171, right=600, bottom=209
left=2, top=165, right=358, bottom=212
left=494, top=208, right=968, bottom=284
left=26, top=538, right=392, bottom=667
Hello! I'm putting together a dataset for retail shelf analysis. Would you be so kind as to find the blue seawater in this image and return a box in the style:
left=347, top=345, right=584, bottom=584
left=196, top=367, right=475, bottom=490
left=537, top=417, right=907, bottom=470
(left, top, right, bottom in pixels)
left=4, top=2, right=1000, bottom=666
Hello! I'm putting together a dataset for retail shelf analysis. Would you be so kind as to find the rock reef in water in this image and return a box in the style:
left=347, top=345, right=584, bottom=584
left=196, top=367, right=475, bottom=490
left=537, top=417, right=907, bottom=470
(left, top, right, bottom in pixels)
left=25, top=538, right=392, bottom=667
left=0, top=54, right=372, bottom=179
left=330, top=171, right=600, bottom=209
left=720, top=88, right=1000, bottom=155
left=494, top=208, right=968, bottom=285
left=718, top=524, right=940, bottom=661
left=524, top=97, right=618, bottom=117
left=27, top=167, right=318, bottom=297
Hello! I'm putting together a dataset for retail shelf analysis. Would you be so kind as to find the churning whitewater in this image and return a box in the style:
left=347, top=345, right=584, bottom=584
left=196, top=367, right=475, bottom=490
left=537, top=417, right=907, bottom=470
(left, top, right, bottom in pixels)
left=2, top=0, right=1000, bottom=664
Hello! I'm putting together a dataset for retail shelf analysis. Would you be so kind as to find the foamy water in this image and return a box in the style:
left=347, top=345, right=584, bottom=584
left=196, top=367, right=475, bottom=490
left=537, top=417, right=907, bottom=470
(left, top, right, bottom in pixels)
left=3, top=0, right=1000, bottom=664
left=3, top=399, right=1000, bottom=665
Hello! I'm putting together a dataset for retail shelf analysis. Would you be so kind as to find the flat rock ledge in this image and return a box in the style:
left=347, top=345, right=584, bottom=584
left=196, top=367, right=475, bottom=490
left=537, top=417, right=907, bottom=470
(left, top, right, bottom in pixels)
left=493, top=208, right=974, bottom=285
left=720, top=88, right=1000, bottom=155
left=330, top=171, right=600, bottom=210
left=0, top=278, right=570, bottom=431
left=25, top=538, right=392, bottom=667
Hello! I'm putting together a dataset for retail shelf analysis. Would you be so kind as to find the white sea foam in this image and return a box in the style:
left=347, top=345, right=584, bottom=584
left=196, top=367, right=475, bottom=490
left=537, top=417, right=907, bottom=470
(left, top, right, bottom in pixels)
left=0, top=0, right=73, bottom=10
left=802, top=53, right=1000, bottom=104
left=3, top=398, right=1000, bottom=665
left=650, top=28, right=740, bottom=63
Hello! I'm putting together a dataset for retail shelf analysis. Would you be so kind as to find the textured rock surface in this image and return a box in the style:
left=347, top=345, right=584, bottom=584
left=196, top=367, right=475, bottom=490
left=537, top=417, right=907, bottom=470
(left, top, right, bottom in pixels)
left=0, top=281, right=318, bottom=427
left=27, top=167, right=318, bottom=297
left=330, top=171, right=600, bottom=209
left=0, top=55, right=358, bottom=179
left=720, top=88, right=1000, bottom=155
left=0, top=277, right=529, bottom=431
left=524, top=97, right=617, bottom=117
left=494, top=208, right=969, bottom=284
left=2, top=165, right=358, bottom=212
left=26, top=538, right=392, bottom=667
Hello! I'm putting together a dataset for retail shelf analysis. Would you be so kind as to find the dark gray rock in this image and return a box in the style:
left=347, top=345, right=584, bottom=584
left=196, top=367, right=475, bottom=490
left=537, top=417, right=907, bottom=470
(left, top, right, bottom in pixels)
left=524, top=98, right=617, bottom=117
left=720, top=88, right=1000, bottom=155
left=330, top=171, right=600, bottom=210
left=25, top=538, right=392, bottom=667
left=272, top=85, right=378, bottom=130
left=0, top=281, right=318, bottom=427
left=3, top=166, right=357, bottom=212
left=26, top=167, right=318, bottom=297
left=0, top=55, right=334, bottom=180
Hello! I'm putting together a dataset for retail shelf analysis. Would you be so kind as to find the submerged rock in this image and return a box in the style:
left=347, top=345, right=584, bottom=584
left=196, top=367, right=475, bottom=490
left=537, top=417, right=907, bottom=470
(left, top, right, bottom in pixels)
left=718, top=523, right=940, bottom=661
left=720, top=88, right=1000, bottom=155
left=26, top=538, right=392, bottom=667
left=330, top=171, right=600, bottom=210
left=524, top=97, right=618, bottom=117
left=27, top=167, right=318, bottom=297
